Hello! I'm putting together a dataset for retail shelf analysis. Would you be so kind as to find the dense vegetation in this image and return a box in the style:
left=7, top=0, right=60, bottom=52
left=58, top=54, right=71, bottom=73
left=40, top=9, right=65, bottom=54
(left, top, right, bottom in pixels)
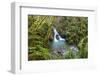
left=28, top=15, right=88, bottom=60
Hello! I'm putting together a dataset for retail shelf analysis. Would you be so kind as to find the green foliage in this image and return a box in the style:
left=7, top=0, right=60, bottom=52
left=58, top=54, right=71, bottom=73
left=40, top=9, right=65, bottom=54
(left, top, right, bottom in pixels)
left=78, top=36, right=88, bottom=58
left=64, top=48, right=76, bottom=59
left=28, top=15, right=88, bottom=60
left=28, top=45, right=51, bottom=60
left=56, top=17, right=88, bottom=45
left=65, top=51, right=75, bottom=59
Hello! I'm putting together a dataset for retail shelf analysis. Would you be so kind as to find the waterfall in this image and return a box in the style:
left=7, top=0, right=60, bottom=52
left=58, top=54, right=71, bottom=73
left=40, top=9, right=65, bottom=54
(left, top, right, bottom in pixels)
left=53, top=27, right=65, bottom=42
left=52, top=27, right=66, bottom=55
left=51, top=27, right=79, bottom=56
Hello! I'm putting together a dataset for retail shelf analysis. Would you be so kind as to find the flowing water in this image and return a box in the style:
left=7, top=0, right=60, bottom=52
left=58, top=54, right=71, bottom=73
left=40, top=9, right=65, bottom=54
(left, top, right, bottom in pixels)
left=51, top=27, right=78, bottom=56
left=51, top=27, right=67, bottom=55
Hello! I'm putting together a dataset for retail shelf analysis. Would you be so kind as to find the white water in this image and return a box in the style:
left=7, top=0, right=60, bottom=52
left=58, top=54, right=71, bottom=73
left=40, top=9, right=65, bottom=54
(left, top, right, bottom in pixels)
left=53, top=27, right=65, bottom=42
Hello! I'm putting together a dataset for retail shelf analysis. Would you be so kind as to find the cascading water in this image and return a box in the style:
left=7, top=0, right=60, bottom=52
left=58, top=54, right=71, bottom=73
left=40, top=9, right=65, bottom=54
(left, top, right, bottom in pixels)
left=51, top=27, right=79, bottom=57
left=52, top=27, right=67, bottom=55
